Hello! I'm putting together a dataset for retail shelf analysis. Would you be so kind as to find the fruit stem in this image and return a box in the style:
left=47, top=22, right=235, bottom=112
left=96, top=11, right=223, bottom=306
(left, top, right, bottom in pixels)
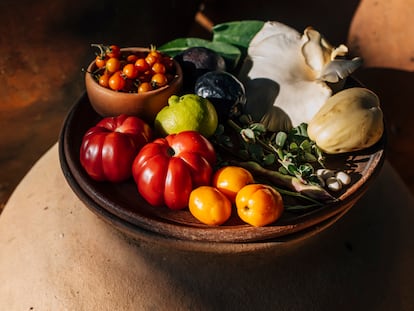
left=229, top=160, right=336, bottom=203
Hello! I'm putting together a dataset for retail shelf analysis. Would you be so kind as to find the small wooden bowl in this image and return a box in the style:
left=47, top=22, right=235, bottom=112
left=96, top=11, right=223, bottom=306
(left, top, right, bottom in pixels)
left=85, top=47, right=183, bottom=123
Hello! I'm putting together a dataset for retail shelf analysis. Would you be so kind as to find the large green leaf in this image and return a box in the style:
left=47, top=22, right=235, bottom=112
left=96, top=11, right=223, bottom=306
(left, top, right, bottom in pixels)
left=158, top=37, right=241, bottom=71
left=158, top=38, right=212, bottom=57
left=157, top=20, right=264, bottom=71
left=212, top=20, right=264, bottom=51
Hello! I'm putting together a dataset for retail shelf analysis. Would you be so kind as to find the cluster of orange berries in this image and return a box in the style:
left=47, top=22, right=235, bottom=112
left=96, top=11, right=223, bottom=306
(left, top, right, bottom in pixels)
left=91, top=44, right=176, bottom=93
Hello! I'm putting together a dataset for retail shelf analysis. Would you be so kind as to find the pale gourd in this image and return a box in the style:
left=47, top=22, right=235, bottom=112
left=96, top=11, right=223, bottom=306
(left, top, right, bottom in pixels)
left=307, top=87, right=383, bottom=154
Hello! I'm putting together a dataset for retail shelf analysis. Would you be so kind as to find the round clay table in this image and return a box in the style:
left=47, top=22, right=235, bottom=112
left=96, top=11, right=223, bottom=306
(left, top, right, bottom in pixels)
left=1, top=143, right=414, bottom=310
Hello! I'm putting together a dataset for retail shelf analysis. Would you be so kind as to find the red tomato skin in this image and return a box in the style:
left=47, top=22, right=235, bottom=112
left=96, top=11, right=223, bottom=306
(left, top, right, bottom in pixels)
left=136, top=153, right=170, bottom=206
left=106, top=45, right=121, bottom=58
left=177, top=151, right=212, bottom=187
left=80, top=115, right=152, bottom=182
left=165, top=131, right=216, bottom=166
left=163, top=157, right=193, bottom=210
left=132, top=131, right=216, bottom=210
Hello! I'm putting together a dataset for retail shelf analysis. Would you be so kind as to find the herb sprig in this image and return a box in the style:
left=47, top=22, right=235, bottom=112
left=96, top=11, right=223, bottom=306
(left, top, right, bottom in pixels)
left=219, top=115, right=325, bottom=185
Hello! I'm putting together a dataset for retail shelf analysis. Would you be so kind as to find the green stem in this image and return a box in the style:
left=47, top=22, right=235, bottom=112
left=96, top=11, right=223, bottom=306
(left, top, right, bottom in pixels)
left=229, top=160, right=336, bottom=203
left=284, top=203, right=323, bottom=211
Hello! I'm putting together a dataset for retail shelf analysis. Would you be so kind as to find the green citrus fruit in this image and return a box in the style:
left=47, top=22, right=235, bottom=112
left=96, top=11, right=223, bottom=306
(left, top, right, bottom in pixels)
left=154, top=94, right=218, bottom=137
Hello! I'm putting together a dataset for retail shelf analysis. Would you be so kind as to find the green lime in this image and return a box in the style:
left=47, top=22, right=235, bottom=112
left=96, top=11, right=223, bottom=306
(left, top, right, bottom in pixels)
left=154, top=94, right=218, bottom=137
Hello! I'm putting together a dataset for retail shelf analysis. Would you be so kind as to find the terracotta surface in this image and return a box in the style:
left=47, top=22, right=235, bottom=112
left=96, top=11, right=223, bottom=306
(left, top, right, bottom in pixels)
left=1, top=0, right=413, bottom=212
left=1, top=144, right=414, bottom=309
left=348, top=0, right=414, bottom=71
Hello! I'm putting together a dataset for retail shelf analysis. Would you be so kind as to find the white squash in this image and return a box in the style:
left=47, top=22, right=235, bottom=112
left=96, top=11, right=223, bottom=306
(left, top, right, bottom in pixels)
left=307, top=87, right=384, bottom=154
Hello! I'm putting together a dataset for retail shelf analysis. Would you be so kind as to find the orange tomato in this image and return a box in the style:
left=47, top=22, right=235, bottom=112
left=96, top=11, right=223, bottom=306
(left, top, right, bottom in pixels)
left=235, top=184, right=284, bottom=227
left=137, top=82, right=153, bottom=93
left=189, top=186, right=232, bottom=226
left=212, top=166, right=254, bottom=202
left=105, top=57, right=121, bottom=73
left=151, top=73, right=168, bottom=88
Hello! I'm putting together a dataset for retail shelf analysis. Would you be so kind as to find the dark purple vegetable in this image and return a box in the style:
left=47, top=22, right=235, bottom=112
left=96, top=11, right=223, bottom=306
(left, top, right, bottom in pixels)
left=174, top=47, right=226, bottom=92
left=195, top=71, right=246, bottom=122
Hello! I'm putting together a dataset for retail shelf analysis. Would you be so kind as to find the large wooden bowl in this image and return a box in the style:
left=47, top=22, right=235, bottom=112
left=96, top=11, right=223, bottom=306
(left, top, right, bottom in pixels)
left=59, top=90, right=385, bottom=252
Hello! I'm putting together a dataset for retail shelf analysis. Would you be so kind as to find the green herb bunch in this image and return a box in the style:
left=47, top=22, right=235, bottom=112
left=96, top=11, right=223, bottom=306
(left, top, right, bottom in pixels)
left=214, top=114, right=325, bottom=185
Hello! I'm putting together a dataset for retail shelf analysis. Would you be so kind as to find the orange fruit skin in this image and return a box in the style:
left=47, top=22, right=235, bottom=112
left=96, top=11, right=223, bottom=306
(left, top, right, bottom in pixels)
left=235, top=184, right=284, bottom=227
left=212, top=166, right=254, bottom=202
left=189, top=186, right=232, bottom=226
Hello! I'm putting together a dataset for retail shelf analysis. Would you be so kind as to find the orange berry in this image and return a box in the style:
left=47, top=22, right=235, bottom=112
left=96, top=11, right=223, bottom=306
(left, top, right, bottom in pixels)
left=151, top=73, right=168, bottom=88
left=189, top=186, right=232, bottom=226
left=135, top=58, right=150, bottom=72
left=152, top=62, right=166, bottom=74
left=122, top=63, right=138, bottom=79
left=235, top=184, right=284, bottom=227
left=137, top=82, right=153, bottom=93
left=212, top=166, right=254, bottom=202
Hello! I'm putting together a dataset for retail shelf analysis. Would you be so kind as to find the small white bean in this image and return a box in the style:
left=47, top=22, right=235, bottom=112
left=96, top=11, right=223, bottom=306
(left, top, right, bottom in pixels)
left=336, top=171, right=351, bottom=185
left=326, top=176, right=342, bottom=191
left=316, top=168, right=335, bottom=180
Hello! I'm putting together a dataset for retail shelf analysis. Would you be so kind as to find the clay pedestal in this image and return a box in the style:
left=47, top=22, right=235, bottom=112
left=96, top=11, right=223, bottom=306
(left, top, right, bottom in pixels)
left=1, top=144, right=414, bottom=310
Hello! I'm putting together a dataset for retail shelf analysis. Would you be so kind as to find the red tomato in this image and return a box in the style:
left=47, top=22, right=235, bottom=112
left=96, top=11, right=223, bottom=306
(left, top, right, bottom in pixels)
left=132, top=131, right=216, bottom=210
left=106, top=44, right=121, bottom=58
left=105, top=57, right=121, bottom=73
left=95, top=55, right=108, bottom=68
left=80, top=114, right=152, bottom=182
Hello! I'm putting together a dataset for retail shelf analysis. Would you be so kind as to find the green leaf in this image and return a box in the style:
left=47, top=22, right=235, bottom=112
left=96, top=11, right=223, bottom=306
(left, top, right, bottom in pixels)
left=263, top=153, right=276, bottom=166
left=158, top=37, right=242, bottom=70
left=240, top=128, right=256, bottom=143
left=287, top=163, right=299, bottom=175
left=289, top=142, right=298, bottom=151
left=238, top=114, right=252, bottom=125
left=248, top=144, right=264, bottom=158
left=249, top=122, right=267, bottom=134
left=158, top=37, right=212, bottom=57
left=279, top=166, right=288, bottom=175
left=212, top=20, right=264, bottom=51
left=298, top=164, right=314, bottom=178
left=303, top=152, right=317, bottom=163
left=295, top=123, right=309, bottom=137
left=275, top=131, right=287, bottom=148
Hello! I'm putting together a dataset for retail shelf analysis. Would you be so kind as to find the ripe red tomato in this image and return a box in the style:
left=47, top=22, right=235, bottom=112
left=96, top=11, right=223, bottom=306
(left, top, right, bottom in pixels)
left=132, top=131, right=216, bottom=210
left=80, top=114, right=152, bottom=182
left=95, top=55, right=108, bottom=68
left=106, top=44, right=121, bottom=58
